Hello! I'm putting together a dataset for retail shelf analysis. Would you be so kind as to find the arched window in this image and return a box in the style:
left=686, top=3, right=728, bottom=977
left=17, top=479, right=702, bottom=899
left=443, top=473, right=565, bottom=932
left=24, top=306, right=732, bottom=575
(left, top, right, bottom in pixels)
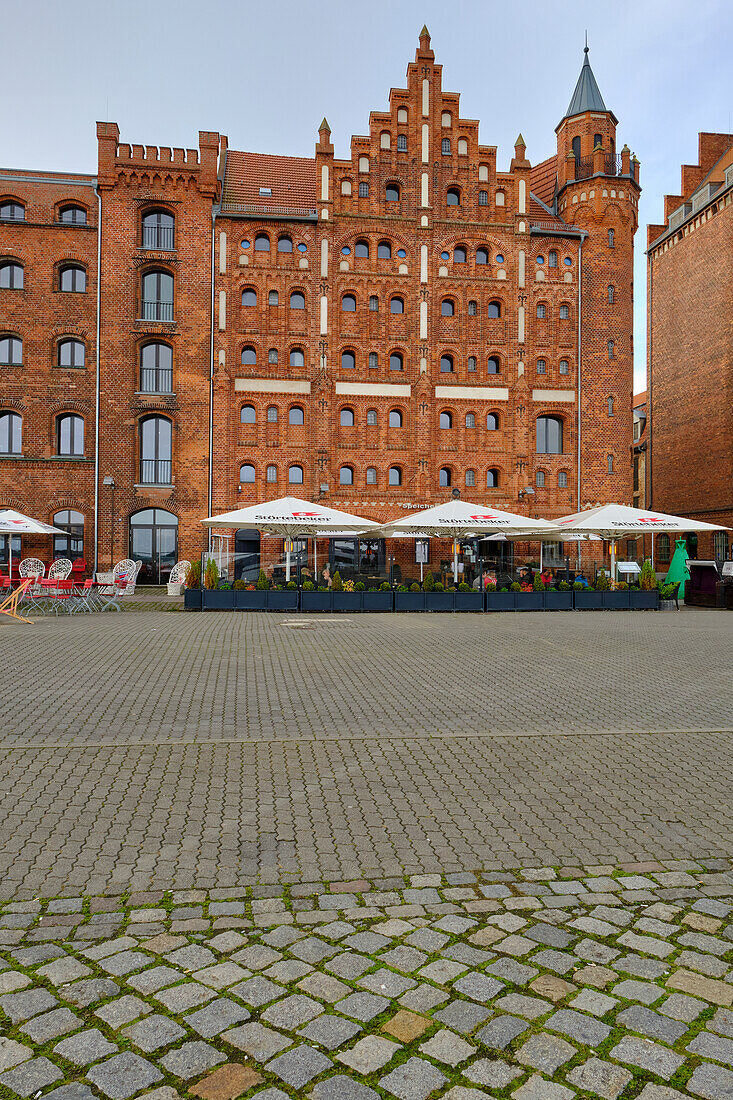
left=289, top=348, right=304, bottom=367
left=268, top=348, right=278, bottom=363
left=53, top=510, right=84, bottom=557
left=594, top=133, right=603, bottom=150
left=439, top=467, right=452, bottom=487
left=559, top=359, right=569, bottom=375
left=476, top=247, right=488, bottom=265
left=341, top=294, right=356, bottom=312
left=536, top=359, right=546, bottom=375
left=377, top=240, right=391, bottom=259
left=241, top=345, right=257, bottom=366
left=608, top=340, right=615, bottom=359
left=355, top=239, right=369, bottom=258
left=141, top=269, right=173, bottom=320
left=242, top=288, right=257, bottom=307
left=0, top=260, right=23, bottom=288
left=390, top=296, right=404, bottom=314
left=385, top=183, right=400, bottom=202
left=366, top=467, right=377, bottom=485
left=366, top=409, right=377, bottom=426
left=290, top=291, right=305, bottom=309
left=487, top=468, right=499, bottom=488
left=239, top=463, right=255, bottom=484
left=0, top=201, right=25, bottom=221
left=572, top=136, right=581, bottom=163
left=341, top=350, right=356, bottom=370
left=468, top=300, right=477, bottom=316
left=487, top=357, right=500, bottom=375
left=389, top=352, right=403, bottom=372
left=60, top=264, right=86, bottom=292
left=267, top=406, right=278, bottom=423
left=608, top=396, right=615, bottom=416
left=240, top=405, right=256, bottom=425
left=388, top=466, right=402, bottom=486
left=478, top=191, right=488, bottom=206
left=558, top=470, right=568, bottom=488
left=58, top=338, right=86, bottom=369
left=441, top=111, right=452, bottom=127
left=465, top=469, right=476, bottom=486
left=486, top=413, right=499, bottom=431
left=608, top=228, right=615, bottom=248
left=446, top=186, right=460, bottom=205
left=140, top=342, right=172, bottom=391
left=607, top=454, right=614, bottom=474
left=454, top=245, right=466, bottom=263
left=0, top=411, right=22, bottom=453
left=440, top=354, right=454, bottom=373
left=288, top=464, right=303, bottom=484
left=369, top=296, right=379, bottom=313
left=368, top=352, right=378, bottom=368
left=255, top=233, right=270, bottom=251
left=339, top=465, right=354, bottom=486
left=655, top=533, right=671, bottom=561
left=714, top=532, right=728, bottom=559
left=267, top=465, right=277, bottom=483
left=495, top=189, right=505, bottom=206
left=139, top=415, right=172, bottom=484
left=548, top=250, right=557, bottom=268
left=608, top=285, right=615, bottom=304
left=389, top=409, right=403, bottom=428
left=340, top=408, right=355, bottom=427
left=488, top=300, right=501, bottom=318
left=288, top=406, right=304, bottom=425
left=439, top=411, right=453, bottom=429
left=536, top=415, right=563, bottom=454
left=467, top=356, right=477, bottom=373
left=535, top=470, right=545, bottom=488
left=142, top=209, right=174, bottom=250
left=268, top=290, right=279, bottom=306
left=465, top=413, right=475, bottom=428
left=560, top=304, right=569, bottom=319
left=277, top=235, right=293, bottom=252
left=441, top=299, right=455, bottom=317
left=442, top=139, right=452, bottom=156
left=0, top=335, right=22, bottom=365
left=536, top=302, right=546, bottom=319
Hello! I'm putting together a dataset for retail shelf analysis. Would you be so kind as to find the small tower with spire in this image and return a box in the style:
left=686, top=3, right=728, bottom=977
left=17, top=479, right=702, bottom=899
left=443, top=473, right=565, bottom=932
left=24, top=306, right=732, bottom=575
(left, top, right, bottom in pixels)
left=556, top=41, right=619, bottom=190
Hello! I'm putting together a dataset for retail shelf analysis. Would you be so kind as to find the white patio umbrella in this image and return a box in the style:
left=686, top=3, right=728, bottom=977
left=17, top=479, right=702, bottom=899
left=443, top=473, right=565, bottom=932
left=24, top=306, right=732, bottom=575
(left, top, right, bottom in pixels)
left=0, top=509, right=66, bottom=583
left=202, top=496, right=379, bottom=581
left=375, top=499, right=556, bottom=584
left=542, top=504, right=728, bottom=582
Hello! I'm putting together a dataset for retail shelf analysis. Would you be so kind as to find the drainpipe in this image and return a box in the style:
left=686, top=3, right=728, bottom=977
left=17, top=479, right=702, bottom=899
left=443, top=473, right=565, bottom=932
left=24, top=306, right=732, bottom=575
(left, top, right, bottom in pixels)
left=576, top=234, right=584, bottom=512
left=208, top=208, right=217, bottom=553
left=93, top=184, right=102, bottom=574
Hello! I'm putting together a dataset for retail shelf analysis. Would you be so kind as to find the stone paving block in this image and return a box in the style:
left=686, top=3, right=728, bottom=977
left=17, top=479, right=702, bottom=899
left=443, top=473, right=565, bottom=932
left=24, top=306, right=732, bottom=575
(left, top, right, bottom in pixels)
left=326, top=952, right=374, bottom=979
left=299, top=1013, right=361, bottom=1049
left=19, top=1006, right=81, bottom=1042
left=310, top=1076, right=380, bottom=1100
left=710, top=1008, right=733, bottom=1038
left=404, top=928, right=449, bottom=952
left=345, top=931, right=390, bottom=953
left=615, top=953, right=668, bottom=979
left=266, top=1043, right=332, bottom=1087
left=378, top=945, right=428, bottom=972
left=337, top=1034, right=400, bottom=1072
left=185, top=997, right=250, bottom=1038
left=82, top=936, right=138, bottom=960
left=548, top=1007, right=611, bottom=1046
left=155, top=981, right=217, bottom=1012
left=127, top=965, right=184, bottom=994
left=566, top=1057, right=633, bottom=1100
left=43, top=1085, right=98, bottom=1100
left=0, top=1038, right=33, bottom=1072
left=617, top=1004, right=688, bottom=1044
left=98, top=949, right=151, bottom=975
left=379, top=1056, right=447, bottom=1100
left=161, top=1040, right=227, bottom=1078
left=0, top=971, right=31, bottom=994
left=569, top=988, right=617, bottom=1015
left=0, top=1056, right=63, bottom=1095
left=122, top=1014, right=186, bottom=1052
left=336, top=990, right=391, bottom=1022
left=222, top=1021, right=292, bottom=1061
left=86, top=1052, right=163, bottom=1099
left=193, top=962, right=249, bottom=989
left=530, top=948, right=576, bottom=973
left=61, top=977, right=120, bottom=1006
left=297, top=971, right=349, bottom=1003
left=417, top=958, right=467, bottom=984
left=659, top=992, right=705, bottom=1021
left=464, top=1057, right=523, bottom=1087
left=231, top=975, right=284, bottom=1007
left=612, top=978, right=664, bottom=1004
left=398, top=983, right=449, bottom=1012
left=476, top=1014, right=529, bottom=1049
left=515, top=1031, right=576, bottom=1073
left=419, top=1028, right=475, bottom=1065
left=687, top=1030, right=733, bottom=1066
left=485, top=957, right=538, bottom=985
left=574, top=937, right=620, bottom=964
left=381, top=1009, right=431, bottom=1042
left=264, top=959, right=313, bottom=983
left=687, top=1062, right=733, bottom=1099
left=36, top=957, right=92, bottom=985
left=54, top=1026, right=118, bottom=1064
left=452, top=971, right=503, bottom=1002
left=676, top=949, right=728, bottom=977
left=0, top=987, right=57, bottom=1021
left=261, top=993, right=322, bottom=1029
left=495, top=992, right=553, bottom=1019
left=525, top=922, right=574, bottom=948
left=666, top=967, right=733, bottom=1005
left=359, top=968, right=416, bottom=997
left=289, top=936, right=339, bottom=963
left=529, top=974, right=576, bottom=1002
left=230, top=944, right=282, bottom=970
left=94, top=994, right=151, bottom=1027
left=512, top=1074, right=575, bottom=1100
left=189, top=1063, right=263, bottom=1099
left=636, top=1087, right=687, bottom=1100
left=610, top=1035, right=684, bottom=1079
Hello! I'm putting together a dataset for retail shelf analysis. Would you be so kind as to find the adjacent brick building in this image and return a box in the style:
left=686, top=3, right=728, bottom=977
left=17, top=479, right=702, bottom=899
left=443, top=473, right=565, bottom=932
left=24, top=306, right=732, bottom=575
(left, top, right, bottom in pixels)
left=1, top=32, right=640, bottom=581
left=647, top=132, right=732, bottom=566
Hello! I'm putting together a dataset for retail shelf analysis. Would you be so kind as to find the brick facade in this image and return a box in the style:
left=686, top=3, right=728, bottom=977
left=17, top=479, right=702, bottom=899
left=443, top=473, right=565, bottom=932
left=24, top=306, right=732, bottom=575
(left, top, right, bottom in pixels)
left=1, top=32, right=640, bottom=580
left=647, top=132, right=733, bottom=563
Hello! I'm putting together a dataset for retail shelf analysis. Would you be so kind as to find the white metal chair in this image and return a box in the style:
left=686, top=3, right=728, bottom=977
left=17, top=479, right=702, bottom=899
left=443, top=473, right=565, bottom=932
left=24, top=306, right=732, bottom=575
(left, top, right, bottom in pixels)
left=19, top=558, right=45, bottom=580
left=167, top=560, right=191, bottom=595
left=48, top=558, right=73, bottom=580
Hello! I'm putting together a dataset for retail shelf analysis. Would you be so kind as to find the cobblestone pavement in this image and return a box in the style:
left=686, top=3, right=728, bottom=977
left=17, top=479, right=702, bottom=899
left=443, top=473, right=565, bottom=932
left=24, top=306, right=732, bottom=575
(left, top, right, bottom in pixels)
left=1, top=865, right=732, bottom=1099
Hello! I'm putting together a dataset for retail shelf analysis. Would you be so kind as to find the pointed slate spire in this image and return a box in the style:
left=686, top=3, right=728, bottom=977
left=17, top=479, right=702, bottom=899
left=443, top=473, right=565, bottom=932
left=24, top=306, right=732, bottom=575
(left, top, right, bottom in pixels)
left=563, top=41, right=608, bottom=120
left=319, top=117, right=331, bottom=134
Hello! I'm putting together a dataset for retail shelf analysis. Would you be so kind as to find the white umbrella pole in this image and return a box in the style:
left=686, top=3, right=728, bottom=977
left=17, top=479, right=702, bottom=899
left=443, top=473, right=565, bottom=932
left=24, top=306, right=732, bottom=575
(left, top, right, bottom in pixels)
left=314, top=538, right=317, bottom=580
left=539, top=542, right=543, bottom=572
left=420, top=560, right=424, bottom=583
left=8, top=537, right=12, bottom=585
left=453, top=540, right=458, bottom=585
left=611, top=540, right=616, bottom=586
left=651, top=532, right=655, bottom=569
left=286, top=542, right=291, bottom=582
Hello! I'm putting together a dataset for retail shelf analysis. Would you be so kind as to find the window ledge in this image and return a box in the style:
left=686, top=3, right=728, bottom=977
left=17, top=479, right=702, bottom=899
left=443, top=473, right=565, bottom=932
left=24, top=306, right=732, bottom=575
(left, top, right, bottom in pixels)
left=134, top=391, right=176, bottom=398
left=134, top=483, right=174, bottom=490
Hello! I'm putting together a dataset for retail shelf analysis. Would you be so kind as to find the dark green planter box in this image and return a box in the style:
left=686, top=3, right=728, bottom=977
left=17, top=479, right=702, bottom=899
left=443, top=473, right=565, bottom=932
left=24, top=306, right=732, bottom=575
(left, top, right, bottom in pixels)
left=544, top=590, right=574, bottom=610
left=363, top=591, right=393, bottom=612
left=454, top=591, right=484, bottom=611
left=301, top=591, right=332, bottom=611
left=425, top=591, right=456, bottom=611
left=331, top=592, right=362, bottom=612
left=395, top=591, right=426, bottom=611
left=515, top=592, right=545, bottom=611
left=573, top=590, right=604, bottom=610
left=203, top=590, right=235, bottom=610
left=267, top=590, right=299, bottom=611
left=630, top=590, right=659, bottom=609
left=235, top=591, right=268, bottom=610
left=183, top=589, right=202, bottom=610
left=486, top=591, right=515, bottom=611
left=602, top=590, right=631, bottom=609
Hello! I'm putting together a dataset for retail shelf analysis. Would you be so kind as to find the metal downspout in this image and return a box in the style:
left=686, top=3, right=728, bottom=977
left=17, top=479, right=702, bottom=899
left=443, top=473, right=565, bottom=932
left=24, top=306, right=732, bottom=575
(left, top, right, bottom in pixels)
left=577, top=235, right=583, bottom=512
left=208, top=209, right=216, bottom=553
left=93, top=184, right=102, bottom=574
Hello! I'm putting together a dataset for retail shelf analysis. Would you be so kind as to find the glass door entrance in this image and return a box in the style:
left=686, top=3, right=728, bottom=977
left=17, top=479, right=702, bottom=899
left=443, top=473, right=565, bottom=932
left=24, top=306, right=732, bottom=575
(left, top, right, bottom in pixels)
left=129, top=508, right=178, bottom=584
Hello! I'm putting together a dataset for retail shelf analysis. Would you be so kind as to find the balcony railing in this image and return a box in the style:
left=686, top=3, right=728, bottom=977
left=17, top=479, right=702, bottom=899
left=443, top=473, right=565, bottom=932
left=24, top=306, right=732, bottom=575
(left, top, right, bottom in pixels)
left=142, top=225, right=175, bottom=250
left=139, top=299, right=174, bottom=322
left=574, top=153, right=623, bottom=180
left=139, top=459, right=172, bottom=485
left=140, top=368, right=173, bottom=394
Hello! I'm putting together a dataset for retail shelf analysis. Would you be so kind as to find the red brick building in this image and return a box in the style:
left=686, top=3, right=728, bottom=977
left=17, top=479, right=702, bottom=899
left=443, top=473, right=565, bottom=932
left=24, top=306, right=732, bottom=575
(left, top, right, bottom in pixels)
left=1, top=32, right=640, bottom=581
left=647, top=132, right=732, bottom=566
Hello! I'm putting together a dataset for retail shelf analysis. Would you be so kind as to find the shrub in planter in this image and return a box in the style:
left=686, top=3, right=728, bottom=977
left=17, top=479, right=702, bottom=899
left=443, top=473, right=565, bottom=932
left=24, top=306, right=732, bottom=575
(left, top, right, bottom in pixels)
left=458, top=582, right=471, bottom=592
left=573, top=581, right=584, bottom=591
left=557, top=580, right=570, bottom=591
left=256, top=569, right=269, bottom=591
left=594, top=570, right=610, bottom=591
left=616, top=581, right=628, bottom=590
left=303, top=580, right=315, bottom=591
left=185, top=561, right=201, bottom=589
left=434, top=581, right=444, bottom=591
left=485, top=582, right=497, bottom=591
left=532, top=572, right=545, bottom=592
left=510, top=582, right=521, bottom=592
left=660, top=582, right=676, bottom=600
left=639, top=560, right=657, bottom=590
left=286, top=581, right=297, bottom=590
left=410, top=582, right=421, bottom=592
left=317, top=586, right=328, bottom=592
left=355, top=581, right=365, bottom=591
left=423, top=571, right=435, bottom=592
left=204, top=558, right=219, bottom=590
left=397, top=585, right=408, bottom=592
left=380, top=581, right=391, bottom=591
left=332, top=571, right=343, bottom=591
left=219, top=581, right=232, bottom=590
left=233, top=579, right=246, bottom=590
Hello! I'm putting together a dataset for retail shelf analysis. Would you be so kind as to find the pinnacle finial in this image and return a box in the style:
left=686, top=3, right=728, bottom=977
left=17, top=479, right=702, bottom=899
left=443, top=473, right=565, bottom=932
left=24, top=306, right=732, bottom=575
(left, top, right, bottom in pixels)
left=515, top=132, right=526, bottom=147
left=420, top=24, right=430, bottom=38
left=584, top=30, right=589, bottom=55
left=319, top=117, right=330, bottom=133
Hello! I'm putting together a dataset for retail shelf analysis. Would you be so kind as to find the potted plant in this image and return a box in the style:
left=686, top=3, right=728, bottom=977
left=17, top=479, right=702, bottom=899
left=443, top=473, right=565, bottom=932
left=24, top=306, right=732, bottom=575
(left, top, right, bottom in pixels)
left=363, top=580, right=393, bottom=612
left=183, top=561, right=202, bottom=610
left=545, top=578, right=574, bottom=610
left=203, top=559, right=233, bottom=609
left=632, top=560, right=660, bottom=609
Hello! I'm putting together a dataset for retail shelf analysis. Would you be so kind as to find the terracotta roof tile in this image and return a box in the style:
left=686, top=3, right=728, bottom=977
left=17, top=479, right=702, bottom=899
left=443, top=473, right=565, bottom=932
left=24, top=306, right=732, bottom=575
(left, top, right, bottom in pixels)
left=530, top=155, right=557, bottom=207
left=222, top=150, right=317, bottom=213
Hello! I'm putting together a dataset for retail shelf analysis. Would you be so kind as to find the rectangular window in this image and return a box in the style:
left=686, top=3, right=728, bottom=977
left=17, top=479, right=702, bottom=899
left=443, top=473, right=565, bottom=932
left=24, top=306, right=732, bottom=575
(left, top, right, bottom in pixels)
left=358, top=181, right=369, bottom=198
left=608, top=341, right=615, bottom=359
left=559, top=305, right=569, bottom=319
left=397, top=135, right=407, bottom=151
left=369, top=296, right=378, bottom=312
left=607, top=454, right=614, bottom=474
left=267, top=465, right=277, bottom=482
left=366, top=467, right=377, bottom=484
left=536, top=360, right=546, bottom=374
left=467, top=356, right=476, bottom=372
left=559, top=360, right=569, bottom=375
left=468, top=301, right=477, bottom=316
left=368, top=352, right=378, bottom=369
left=558, top=471, right=568, bottom=488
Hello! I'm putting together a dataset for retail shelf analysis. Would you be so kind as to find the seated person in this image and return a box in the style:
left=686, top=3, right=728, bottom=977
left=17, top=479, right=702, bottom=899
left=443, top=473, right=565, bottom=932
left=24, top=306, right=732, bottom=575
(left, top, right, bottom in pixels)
left=574, top=571, right=590, bottom=588
left=540, top=567, right=553, bottom=586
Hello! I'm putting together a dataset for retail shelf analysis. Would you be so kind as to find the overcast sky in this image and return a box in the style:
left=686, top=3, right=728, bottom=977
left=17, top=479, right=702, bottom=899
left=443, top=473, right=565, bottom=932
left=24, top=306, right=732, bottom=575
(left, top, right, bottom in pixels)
left=4, top=0, right=732, bottom=392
